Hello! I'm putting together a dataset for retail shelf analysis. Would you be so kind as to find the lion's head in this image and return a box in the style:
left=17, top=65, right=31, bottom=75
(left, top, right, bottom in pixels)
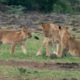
left=58, top=26, right=71, bottom=48
left=41, top=23, right=51, bottom=37
left=20, top=25, right=32, bottom=38
left=50, top=23, right=61, bottom=43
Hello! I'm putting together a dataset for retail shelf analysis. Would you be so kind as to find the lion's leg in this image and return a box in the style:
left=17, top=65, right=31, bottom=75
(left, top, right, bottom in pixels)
left=10, top=43, right=16, bottom=54
left=56, top=44, right=62, bottom=57
left=36, top=37, right=50, bottom=56
left=0, top=42, right=2, bottom=52
left=36, top=47, right=42, bottom=56
left=56, top=43, right=64, bottom=57
left=53, top=43, right=59, bottom=55
left=36, top=38, right=46, bottom=56
left=21, top=42, right=27, bottom=54
left=45, top=41, right=50, bottom=56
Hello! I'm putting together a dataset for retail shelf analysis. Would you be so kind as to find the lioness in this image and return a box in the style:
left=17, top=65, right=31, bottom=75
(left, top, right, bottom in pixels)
left=0, top=25, right=32, bottom=54
left=37, top=22, right=80, bottom=57
left=57, top=26, right=80, bottom=57
left=36, top=23, right=60, bottom=56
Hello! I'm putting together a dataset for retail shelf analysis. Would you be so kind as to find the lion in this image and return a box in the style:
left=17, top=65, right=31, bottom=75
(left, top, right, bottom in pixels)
left=57, top=26, right=80, bottom=57
left=37, top=22, right=80, bottom=57
left=36, top=22, right=60, bottom=56
left=0, top=25, right=32, bottom=54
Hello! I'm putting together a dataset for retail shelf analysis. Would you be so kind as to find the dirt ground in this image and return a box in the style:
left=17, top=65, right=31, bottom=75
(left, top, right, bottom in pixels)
left=0, top=60, right=80, bottom=70
left=0, top=60, right=80, bottom=80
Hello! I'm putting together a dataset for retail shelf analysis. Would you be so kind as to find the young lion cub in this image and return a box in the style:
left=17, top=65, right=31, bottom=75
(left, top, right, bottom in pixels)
left=0, top=25, right=32, bottom=54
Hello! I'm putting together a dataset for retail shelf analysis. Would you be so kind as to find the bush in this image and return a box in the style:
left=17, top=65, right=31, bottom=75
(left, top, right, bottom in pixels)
left=0, top=0, right=80, bottom=13
left=53, top=4, right=63, bottom=13
left=0, top=0, right=8, bottom=4
left=7, top=5, right=25, bottom=14
left=37, top=0, right=55, bottom=13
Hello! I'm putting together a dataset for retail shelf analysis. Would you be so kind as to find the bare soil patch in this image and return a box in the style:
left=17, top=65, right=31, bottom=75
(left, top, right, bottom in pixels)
left=0, top=60, right=80, bottom=70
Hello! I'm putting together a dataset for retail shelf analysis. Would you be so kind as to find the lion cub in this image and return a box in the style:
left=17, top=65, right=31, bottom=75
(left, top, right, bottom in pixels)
left=0, top=25, right=32, bottom=54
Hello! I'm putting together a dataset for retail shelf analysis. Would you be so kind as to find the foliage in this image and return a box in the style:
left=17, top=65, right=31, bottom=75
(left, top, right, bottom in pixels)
left=7, top=5, right=25, bottom=14
left=0, top=0, right=80, bottom=14
left=0, top=66, right=80, bottom=80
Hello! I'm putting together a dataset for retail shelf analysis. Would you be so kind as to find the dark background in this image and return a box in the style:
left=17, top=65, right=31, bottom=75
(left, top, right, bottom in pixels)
left=0, top=0, right=80, bottom=13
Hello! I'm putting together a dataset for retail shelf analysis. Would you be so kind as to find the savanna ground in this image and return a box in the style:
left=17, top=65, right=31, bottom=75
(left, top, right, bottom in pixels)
left=0, top=12, right=80, bottom=80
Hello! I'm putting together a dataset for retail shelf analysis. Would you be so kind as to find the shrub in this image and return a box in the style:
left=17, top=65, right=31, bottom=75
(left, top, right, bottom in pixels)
left=7, top=5, right=25, bottom=14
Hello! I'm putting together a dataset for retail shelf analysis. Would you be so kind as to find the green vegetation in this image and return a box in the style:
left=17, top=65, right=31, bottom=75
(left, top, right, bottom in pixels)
left=0, top=66, right=80, bottom=80
left=0, top=0, right=80, bottom=13
left=0, top=1, right=80, bottom=79
left=0, top=33, right=79, bottom=63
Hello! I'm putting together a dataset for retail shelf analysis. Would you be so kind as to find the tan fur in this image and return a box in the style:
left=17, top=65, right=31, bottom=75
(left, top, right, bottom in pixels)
left=0, top=25, right=32, bottom=54
left=37, top=37, right=51, bottom=56
left=58, top=26, right=80, bottom=57
left=37, top=23, right=60, bottom=56
left=37, top=22, right=80, bottom=57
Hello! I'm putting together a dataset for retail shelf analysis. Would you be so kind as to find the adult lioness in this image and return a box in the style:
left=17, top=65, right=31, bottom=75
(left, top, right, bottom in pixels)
left=57, top=26, right=80, bottom=57
left=37, top=22, right=80, bottom=57
left=36, top=23, right=60, bottom=56
left=0, top=25, right=32, bottom=54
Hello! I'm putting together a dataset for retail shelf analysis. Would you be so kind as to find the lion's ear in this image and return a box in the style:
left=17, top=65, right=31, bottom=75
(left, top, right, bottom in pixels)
left=58, top=25, right=62, bottom=30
